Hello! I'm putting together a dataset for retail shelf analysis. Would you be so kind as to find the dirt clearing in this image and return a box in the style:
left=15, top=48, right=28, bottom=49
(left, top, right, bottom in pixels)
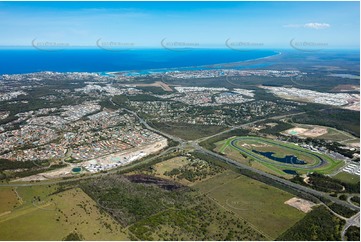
left=284, top=197, right=316, bottom=213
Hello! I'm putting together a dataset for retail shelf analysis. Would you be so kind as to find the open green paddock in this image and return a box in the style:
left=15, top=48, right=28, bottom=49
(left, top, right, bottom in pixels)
left=216, top=136, right=344, bottom=177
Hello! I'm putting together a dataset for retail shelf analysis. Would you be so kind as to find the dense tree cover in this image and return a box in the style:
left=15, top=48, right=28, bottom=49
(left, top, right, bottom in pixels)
left=329, top=203, right=358, bottom=218
left=257, top=120, right=294, bottom=135
left=292, top=109, right=360, bottom=138
left=345, top=226, right=360, bottom=241
left=135, top=86, right=170, bottom=95
left=129, top=195, right=265, bottom=241
left=0, top=158, right=37, bottom=171
left=164, top=157, right=224, bottom=182
left=291, top=173, right=360, bottom=193
left=278, top=206, right=345, bottom=241
left=339, top=194, right=348, bottom=201
left=350, top=196, right=360, bottom=206
left=111, top=95, right=129, bottom=108
left=152, top=122, right=227, bottom=140
left=128, top=94, right=163, bottom=102
left=0, top=158, right=67, bottom=180
left=63, top=232, right=84, bottom=241
left=81, top=174, right=194, bottom=226
left=280, top=135, right=358, bottom=160
left=308, top=173, right=344, bottom=192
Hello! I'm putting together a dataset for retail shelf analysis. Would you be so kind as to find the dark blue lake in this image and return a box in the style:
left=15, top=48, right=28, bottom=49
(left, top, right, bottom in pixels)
left=252, top=150, right=307, bottom=165
left=283, top=170, right=298, bottom=175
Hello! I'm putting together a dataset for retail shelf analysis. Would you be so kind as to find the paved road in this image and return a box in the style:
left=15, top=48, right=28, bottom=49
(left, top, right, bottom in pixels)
left=341, top=212, right=360, bottom=241
left=123, top=107, right=184, bottom=143
left=195, top=111, right=306, bottom=143
left=109, top=97, right=184, bottom=143
left=3, top=101, right=358, bottom=214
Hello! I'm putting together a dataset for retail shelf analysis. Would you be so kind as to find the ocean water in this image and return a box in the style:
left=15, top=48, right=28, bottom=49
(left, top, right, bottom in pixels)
left=0, top=48, right=277, bottom=75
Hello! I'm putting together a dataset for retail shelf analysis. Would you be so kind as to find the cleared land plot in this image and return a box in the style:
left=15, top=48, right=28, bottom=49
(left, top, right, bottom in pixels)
left=284, top=123, right=359, bottom=145
left=285, top=127, right=328, bottom=138
left=0, top=187, right=129, bottom=241
left=152, top=156, right=190, bottom=180
left=194, top=170, right=305, bottom=239
left=216, top=136, right=343, bottom=177
left=122, top=81, right=173, bottom=92
left=284, top=197, right=316, bottom=213
left=333, top=171, right=360, bottom=184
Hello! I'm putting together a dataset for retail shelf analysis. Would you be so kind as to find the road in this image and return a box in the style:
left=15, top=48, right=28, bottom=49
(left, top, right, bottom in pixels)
left=195, top=111, right=306, bottom=143
left=109, top=97, right=184, bottom=143
left=341, top=212, right=360, bottom=241
left=3, top=99, right=358, bottom=214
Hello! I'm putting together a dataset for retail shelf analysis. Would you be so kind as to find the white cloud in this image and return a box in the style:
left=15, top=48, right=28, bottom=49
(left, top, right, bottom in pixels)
left=283, top=22, right=331, bottom=29
left=304, top=22, right=330, bottom=29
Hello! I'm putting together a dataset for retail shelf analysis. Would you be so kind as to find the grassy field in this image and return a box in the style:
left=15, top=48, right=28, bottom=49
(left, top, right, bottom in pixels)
left=148, top=154, right=226, bottom=186
left=0, top=187, right=19, bottom=214
left=152, top=156, right=190, bottom=184
left=215, top=136, right=344, bottom=177
left=193, top=170, right=306, bottom=239
left=333, top=171, right=360, bottom=184
left=0, top=186, right=129, bottom=240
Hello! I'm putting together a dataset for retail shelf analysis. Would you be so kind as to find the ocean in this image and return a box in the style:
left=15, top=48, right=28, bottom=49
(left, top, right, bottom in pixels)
left=0, top=48, right=278, bottom=75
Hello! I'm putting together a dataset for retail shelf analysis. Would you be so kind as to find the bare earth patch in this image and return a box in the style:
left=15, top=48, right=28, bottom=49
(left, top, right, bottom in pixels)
left=285, top=127, right=328, bottom=138
left=284, top=197, right=316, bottom=213
left=123, top=81, right=173, bottom=92
left=302, top=127, right=328, bottom=137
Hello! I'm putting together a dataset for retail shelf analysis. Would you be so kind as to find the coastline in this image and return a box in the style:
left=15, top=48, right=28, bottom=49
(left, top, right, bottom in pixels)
left=105, top=50, right=281, bottom=76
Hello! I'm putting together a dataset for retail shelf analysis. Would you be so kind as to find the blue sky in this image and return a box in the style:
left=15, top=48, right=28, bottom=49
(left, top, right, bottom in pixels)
left=0, top=1, right=359, bottom=49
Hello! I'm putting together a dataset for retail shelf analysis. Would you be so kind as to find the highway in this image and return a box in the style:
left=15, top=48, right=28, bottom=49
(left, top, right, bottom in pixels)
left=2, top=99, right=359, bottom=215
left=195, top=111, right=306, bottom=143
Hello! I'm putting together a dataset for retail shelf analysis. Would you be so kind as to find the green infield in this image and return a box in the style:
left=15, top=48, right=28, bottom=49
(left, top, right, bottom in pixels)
left=333, top=171, right=360, bottom=184
left=216, top=136, right=343, bottom=177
